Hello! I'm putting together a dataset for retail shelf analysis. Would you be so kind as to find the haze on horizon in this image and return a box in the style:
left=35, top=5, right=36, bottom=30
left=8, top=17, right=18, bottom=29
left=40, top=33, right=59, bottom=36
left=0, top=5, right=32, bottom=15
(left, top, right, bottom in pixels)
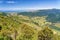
left=0, top=0, right=60, bottom=11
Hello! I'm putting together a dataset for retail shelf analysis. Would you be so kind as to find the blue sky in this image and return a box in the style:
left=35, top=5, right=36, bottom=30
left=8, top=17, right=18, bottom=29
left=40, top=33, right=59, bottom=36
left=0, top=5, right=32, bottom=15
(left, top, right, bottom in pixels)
left=0, top=0, right=59, bottom=11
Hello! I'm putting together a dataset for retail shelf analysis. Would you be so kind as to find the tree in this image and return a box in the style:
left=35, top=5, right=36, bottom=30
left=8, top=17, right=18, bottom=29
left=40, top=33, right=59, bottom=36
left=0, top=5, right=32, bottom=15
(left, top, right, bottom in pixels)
left=18, top=24, right=36, bottom=40
left=38, top=27, right=53, bottom=40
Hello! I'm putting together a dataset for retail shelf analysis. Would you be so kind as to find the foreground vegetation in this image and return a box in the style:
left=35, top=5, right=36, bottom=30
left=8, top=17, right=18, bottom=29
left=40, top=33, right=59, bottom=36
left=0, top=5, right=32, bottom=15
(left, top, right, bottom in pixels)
left=0, top=10, right=60, bottom=40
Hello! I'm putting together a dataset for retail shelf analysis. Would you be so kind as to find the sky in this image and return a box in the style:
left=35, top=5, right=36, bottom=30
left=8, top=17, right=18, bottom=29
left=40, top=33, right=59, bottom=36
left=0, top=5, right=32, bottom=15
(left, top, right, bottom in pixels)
left=0, top=0, right=59, bottom=11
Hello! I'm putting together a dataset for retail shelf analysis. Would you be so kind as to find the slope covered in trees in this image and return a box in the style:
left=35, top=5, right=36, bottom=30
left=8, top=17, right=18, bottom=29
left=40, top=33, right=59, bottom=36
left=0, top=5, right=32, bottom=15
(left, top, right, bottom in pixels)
left=0, top=9, right=60, bottom=40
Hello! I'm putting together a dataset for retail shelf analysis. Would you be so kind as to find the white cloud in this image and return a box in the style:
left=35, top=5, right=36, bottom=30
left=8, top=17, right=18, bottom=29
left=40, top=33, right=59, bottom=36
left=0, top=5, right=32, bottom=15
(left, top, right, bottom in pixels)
left=6, top=1, right=16, bottom=4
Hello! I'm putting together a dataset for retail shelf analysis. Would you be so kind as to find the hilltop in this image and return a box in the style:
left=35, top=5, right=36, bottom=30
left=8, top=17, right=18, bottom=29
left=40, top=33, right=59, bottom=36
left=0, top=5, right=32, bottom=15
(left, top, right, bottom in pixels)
left=0, top=9, right=60, bottom=40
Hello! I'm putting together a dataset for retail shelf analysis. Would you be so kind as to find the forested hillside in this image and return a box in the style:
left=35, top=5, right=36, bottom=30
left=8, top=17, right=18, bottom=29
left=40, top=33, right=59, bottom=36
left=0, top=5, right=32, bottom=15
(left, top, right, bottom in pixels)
left=0, top=9, right=60, bottom=40
left=18, top=9, right=60, bottom=23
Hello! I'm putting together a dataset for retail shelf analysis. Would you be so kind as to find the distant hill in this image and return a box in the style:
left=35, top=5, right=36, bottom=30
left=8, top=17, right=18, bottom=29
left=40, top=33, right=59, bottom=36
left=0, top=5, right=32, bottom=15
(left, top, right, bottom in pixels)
left=18, top=9, right=60, bottom=16
left=0, top=9, right=60, bottom=23
left=18, top=9, right=60, bottom=23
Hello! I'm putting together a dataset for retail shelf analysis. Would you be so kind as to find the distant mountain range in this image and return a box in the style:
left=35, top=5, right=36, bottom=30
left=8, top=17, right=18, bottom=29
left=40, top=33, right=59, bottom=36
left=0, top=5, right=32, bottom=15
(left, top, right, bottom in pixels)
left=17, top=9, right=60, bottom=23
left=18, top=9, right=60, bottom=16
left=0, top=10, right=28, bottom=12
left=0, top=8, right=60, bottom=12
left=0, top=9, right=60, bottom=23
